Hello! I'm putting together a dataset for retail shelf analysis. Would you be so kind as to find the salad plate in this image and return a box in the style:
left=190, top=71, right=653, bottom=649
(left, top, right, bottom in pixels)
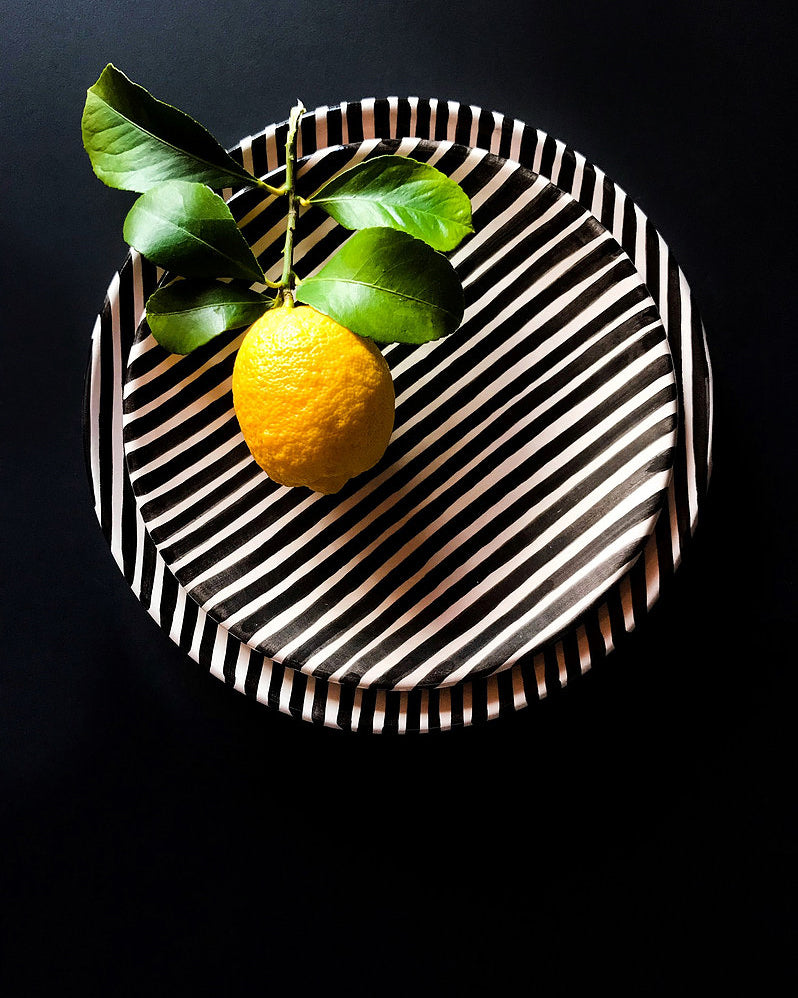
left=84, top=98, right=712, bottom=729
left=121, top=139, right=677, bottom=691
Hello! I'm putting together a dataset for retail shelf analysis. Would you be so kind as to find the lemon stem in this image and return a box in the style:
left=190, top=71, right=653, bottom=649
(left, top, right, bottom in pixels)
left=255, top=179, right=288, bottom=197
left=277, top=100, right=306, bottom=305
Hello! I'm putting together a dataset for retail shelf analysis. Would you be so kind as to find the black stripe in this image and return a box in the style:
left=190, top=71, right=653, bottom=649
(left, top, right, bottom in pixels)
left=325, top=106, right=343, bottom=148
left=415, top=99, right=431, bottom=139
left=344, top=102, right=364, bottom=143
left=222, top=632, right=239, bottom=685
left=244, top=650, right=263, bottom=699
left=556, top=149, right=577, bottom=192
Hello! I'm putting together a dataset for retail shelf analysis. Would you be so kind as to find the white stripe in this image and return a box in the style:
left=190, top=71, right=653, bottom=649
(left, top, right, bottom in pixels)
left=591, top=166, right=605, bottom=220
left=532, top=129, right=545, bottom=174
left=188, top=609, right=206, bottom=664
left=315, top=105, right=328, bottom=150
left=302, top=677, right=316, bottom=723
left=278, top=668, right=294, bottom=712
left=131, top=504, right=146, bottom=597
left=469, top=105, right=481, bottom=148
left=446, top=101, right=460, bottom=143
left=486, top=677, right=500, bottom=720
left=534, top=655, right=547, bottom=698
left=644, top=528, right=660, bottom=609
left=439, top=688, right=452, bottom=730
left=620, top=575, right=635, bottom=632
left=512, top=667, right=528, bottom=709
left=556, top=643, right=568, bottom=687
left=265, top=124, right=279, bottom=173
left=147, top=547, right=165, bottom=620
left=577, top=625, right=591, bottom=673
left=168, top=581, right=187, bottom=645
left=88, top=316, right=103, bottom=516
left=240, top=135, right=254, bottom=176
left=571, top=151, right=586, bottom=201
left=255, top=655, right=272, bottom=705
left=680, top=268, right=698, bottom=528
left=419, top=691, right=429, bottom=732
left=612, top=186, right=626, bottom=243
left=550, top=139, right=565, bottom=185
left=408, top=96, right=418, bottom=138
left=232, top=641, right=251, bottom=694
left=361, top=97, right=376, bottom=138
left=462, top=685, right=473, bottom=725
left=598, top=603, right=614, bottom=654
left=324, top=683, right=341, bottom=729
left=209, top=626, right=227, bottom=683
left=510, top=119, right=523, bottom=163
left=490, top=110, right=503, bottom=155
left=108, top=272, right=124, bottom=567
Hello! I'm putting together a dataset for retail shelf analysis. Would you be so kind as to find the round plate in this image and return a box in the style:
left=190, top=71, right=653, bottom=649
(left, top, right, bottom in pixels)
left=121, top=140, right=677, bottom=691
left=84, top=98, right=712, bottom=729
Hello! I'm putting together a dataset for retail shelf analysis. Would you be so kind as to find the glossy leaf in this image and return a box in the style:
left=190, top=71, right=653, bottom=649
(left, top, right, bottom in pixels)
left=81, top=64, right=257, bottom=193
left=145, top=280, right=272, bottom=354
left=296, top=228, right=464, bottom=344
left=309, top=155, right=474, bottom=251
left=123, top=181, right=265, bottom=282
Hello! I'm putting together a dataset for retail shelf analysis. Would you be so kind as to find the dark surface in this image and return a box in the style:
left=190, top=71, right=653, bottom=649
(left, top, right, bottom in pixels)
left=2, top=1, right=795, bottom=994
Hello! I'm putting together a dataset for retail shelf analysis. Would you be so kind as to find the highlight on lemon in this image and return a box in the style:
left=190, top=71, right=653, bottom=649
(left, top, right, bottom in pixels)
left=232, top=305, right=395, bottom=494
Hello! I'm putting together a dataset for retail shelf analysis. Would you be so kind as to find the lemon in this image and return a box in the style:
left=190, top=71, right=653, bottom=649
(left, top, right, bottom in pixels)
left=232, top=304, right=395, bottom=494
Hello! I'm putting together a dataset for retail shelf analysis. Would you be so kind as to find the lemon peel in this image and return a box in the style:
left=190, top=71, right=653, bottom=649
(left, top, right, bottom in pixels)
left=232, top=305, right=395, bottom=494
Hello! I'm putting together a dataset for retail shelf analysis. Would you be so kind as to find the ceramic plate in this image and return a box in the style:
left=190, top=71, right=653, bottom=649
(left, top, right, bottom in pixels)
left=84, top=98, right=712, bottom=728
left=121, top=139, right=677, bottom=691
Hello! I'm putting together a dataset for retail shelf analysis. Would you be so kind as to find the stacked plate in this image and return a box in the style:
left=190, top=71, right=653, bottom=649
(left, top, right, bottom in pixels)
left=84, top=98, right=713, bottom=733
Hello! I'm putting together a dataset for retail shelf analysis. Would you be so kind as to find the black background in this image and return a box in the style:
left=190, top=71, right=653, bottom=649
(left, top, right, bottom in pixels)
left=2, top=1, right=796, bottom=994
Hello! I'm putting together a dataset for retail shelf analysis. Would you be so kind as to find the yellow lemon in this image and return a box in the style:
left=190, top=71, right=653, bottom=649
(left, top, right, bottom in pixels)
left=232, top=304, right=395, bottom=494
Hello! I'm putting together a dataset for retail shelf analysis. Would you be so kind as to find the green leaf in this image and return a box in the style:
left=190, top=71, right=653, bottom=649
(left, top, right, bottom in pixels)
left=296, top=228, right=464, bottom=344
left=309, top=155, right=474, bottom=252
left=123, top=181, right=265, bottom=283
left=81, top=64, right=258, bottom=193
left=145, top=280, right=272, bottom=354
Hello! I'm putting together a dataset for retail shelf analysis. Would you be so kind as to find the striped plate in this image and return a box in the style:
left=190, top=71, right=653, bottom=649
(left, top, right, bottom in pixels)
left=121, top=139, right=677, bottom=692
left=84, top=98, right=712, bottom=730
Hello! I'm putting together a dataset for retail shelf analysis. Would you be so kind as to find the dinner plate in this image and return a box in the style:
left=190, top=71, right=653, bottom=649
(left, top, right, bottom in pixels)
left=84, top=98, right=712, bottom=728
left=121, top=139, right=677, bottom=691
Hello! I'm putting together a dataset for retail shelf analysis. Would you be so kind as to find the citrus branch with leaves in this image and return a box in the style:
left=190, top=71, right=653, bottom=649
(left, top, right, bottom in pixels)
left=81, top=65, right=474, bottom=354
